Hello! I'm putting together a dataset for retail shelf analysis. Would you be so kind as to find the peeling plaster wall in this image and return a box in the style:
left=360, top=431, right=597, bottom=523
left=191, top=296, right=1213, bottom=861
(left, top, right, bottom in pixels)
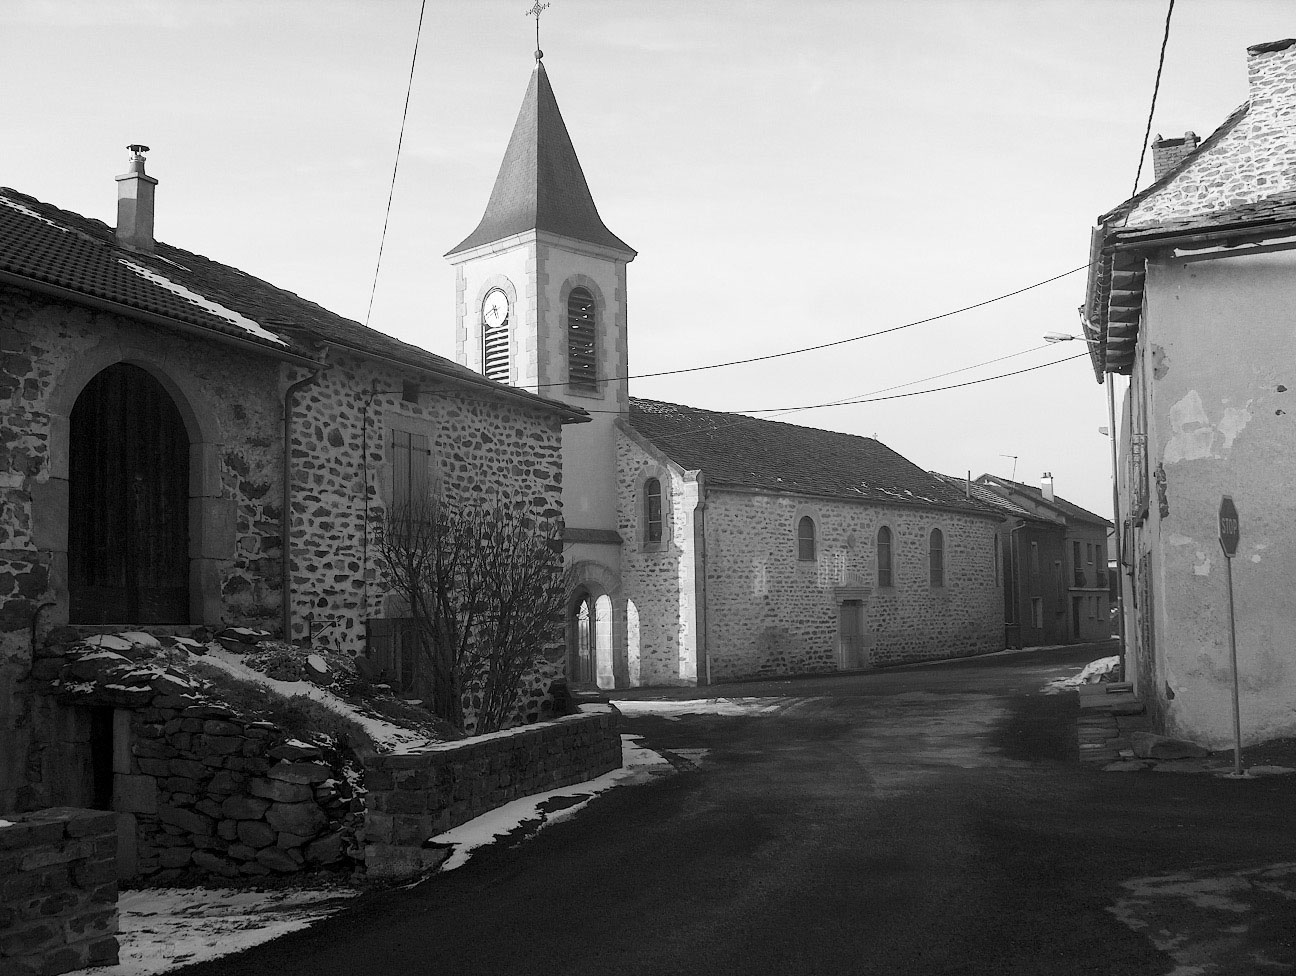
left=700, top=491, right=1001, bottom=681
left=1139, top=248, right=1296, bottom=746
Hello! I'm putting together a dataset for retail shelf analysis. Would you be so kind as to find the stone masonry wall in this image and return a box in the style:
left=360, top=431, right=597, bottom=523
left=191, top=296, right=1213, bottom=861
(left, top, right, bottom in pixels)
left=1130, top=40, right=1296, bottom=227
left=1, top=285, right=284, bottom=813
left=0, top=807, right=119, bottom=976
left=364, top=704, right=621, bottom=878
left=615, top=431, right=697, bottom=686
left=285, top=349, right=566, bottom=663
left=703, top=490, right=1002, bottom=681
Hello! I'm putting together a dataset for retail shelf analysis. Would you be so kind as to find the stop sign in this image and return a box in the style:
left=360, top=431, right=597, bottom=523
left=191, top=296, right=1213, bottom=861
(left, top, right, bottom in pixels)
left=1219, top=496, right=1240, bottom=557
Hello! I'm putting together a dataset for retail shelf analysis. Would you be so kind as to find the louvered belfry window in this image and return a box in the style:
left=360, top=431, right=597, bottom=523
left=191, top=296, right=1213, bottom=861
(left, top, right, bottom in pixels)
left=567, top=287, right=597, bottom=390
left=482, top=294, right=510, bottom=383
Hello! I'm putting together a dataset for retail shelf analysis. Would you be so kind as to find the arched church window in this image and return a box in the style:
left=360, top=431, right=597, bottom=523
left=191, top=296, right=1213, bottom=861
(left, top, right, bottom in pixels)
left=929, top=528, right=945, bottom=587
left=567, top=287, right=597, bottom=390
left=645, top=477, right=663, bottom=544
left=798, top=516, right=817, bottom=562
left=482, top=287, right=510, bottom=383
left=877, top=525, right=893, bottom=587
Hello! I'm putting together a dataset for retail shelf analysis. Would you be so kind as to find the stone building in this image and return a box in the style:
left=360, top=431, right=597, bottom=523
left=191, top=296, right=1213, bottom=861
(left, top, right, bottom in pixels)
left=1083, top=37, right=1296, bottom=747
left=0, top=151, right=585, bottom=812
left=974, top=474, right=1111, bottom=644
left=449, top=58, right=1005, bottom=686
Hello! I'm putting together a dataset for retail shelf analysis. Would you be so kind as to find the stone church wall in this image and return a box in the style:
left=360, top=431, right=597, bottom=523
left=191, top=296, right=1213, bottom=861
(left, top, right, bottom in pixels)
left=615, top=433, right=698, bottom=686
left=702, top=490, right=1002, bottom=681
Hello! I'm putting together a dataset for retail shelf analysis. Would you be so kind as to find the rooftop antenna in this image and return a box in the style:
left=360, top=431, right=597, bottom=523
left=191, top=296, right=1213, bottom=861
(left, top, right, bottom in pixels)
left=526, top=1, right=550, bottom=61
left=999, top=454, right=1019, bottom=481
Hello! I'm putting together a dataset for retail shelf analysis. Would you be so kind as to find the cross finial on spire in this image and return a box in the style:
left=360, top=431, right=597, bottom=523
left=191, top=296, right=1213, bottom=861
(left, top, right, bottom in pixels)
left=526, top=1, right=549, bottom=61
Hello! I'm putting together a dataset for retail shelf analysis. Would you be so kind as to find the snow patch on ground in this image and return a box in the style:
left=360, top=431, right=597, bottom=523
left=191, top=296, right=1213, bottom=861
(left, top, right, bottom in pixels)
left=1044, top=655, right=1120, bottom=694
left=117, top=259, right=286, bottom=345
left=611, top=697, right=797, bottom=720
left=428, top=734, right=672, bottom=874
left=81, top=885, right=358, bottom=976
left=198, top=647, right=431, bottom=753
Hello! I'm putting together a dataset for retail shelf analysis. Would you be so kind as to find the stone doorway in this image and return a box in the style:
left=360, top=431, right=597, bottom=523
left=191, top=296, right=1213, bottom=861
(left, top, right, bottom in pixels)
left=68, top=363, right=191, bottom=624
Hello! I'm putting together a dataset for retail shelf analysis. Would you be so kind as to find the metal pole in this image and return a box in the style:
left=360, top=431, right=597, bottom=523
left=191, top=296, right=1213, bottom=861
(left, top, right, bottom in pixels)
left=1107, top=374, right=1128, bottom=681
left=1224, top=553, right=1243, bottom=776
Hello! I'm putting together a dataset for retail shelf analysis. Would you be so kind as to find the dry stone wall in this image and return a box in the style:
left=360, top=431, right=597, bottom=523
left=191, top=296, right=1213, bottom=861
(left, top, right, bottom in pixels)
left=365, top=704, right=622, bottom=878
left=36, top=630, right=359, bottom=880
left=703, top=490, right=1002, bottom=681
left=0, top=807, right=119, bottom=976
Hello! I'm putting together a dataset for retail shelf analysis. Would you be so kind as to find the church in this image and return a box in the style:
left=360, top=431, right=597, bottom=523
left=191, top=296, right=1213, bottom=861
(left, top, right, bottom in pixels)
left=446, top=56, right=1005, bottom=688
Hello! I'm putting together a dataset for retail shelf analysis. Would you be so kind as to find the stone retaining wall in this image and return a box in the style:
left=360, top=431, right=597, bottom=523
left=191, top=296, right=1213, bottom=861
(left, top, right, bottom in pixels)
left=0, top=807, right=118, bottom=976
left=364, top=704, right=622, bottom=878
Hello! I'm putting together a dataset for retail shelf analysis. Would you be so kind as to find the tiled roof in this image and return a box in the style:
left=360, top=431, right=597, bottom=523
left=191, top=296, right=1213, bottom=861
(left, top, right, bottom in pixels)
left=930, top=472, right=1055, bottom=522
left=446, top=62, right=634, bottom=257
left=0, top=187, right=586, bottom=421
left=627, top=398, right=997, bottom=516
left=975, top=475, right=1111, bottom=528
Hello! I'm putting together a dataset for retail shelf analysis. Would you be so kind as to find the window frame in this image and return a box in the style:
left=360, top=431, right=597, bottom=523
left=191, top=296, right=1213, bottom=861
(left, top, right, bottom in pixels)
left=797, top=515, right=817, bottom=562
left=929, top=527, right=945, bottom=588
left=876, top=524, right=894, bottom=587
left=645, top=477, right=663, bottom=545
left=566, top=286, right=599, bottom=393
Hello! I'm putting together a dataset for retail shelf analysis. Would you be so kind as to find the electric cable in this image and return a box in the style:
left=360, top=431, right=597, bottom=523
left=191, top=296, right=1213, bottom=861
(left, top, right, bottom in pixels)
left=365, top=0, right=428, bottom=327
left=1131, top=0, right=1176, bottom=197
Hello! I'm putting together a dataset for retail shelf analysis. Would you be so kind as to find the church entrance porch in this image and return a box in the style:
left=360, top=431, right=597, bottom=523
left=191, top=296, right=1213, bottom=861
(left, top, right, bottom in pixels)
left=564, top=560, right=630, bottom=690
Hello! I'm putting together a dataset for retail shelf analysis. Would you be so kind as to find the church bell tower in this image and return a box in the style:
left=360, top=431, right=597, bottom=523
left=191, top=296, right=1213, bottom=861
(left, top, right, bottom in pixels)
left=446, top=54, right=635, bottom=539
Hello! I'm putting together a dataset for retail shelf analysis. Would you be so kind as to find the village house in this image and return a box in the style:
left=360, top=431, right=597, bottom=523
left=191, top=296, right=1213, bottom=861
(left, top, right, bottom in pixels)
left=448, top=58, right=1006, bottom=686
left=1083, top=37, right=1296, bottom=747
left=975, top=474, right=1112, bottom=644
left=0, top=149, right=586, bottom=814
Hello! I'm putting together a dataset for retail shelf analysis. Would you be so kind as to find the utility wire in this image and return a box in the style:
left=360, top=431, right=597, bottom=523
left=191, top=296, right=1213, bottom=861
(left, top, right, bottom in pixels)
left=365, top=0, right=428, bottom=327
left=524, top=263, right=1088, bottom=390
left=1131, top=0, right=1176, bottom=197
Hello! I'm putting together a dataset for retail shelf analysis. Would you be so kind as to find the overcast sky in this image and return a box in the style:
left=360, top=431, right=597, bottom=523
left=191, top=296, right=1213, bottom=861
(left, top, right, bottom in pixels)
left=5, top=0, right=1291, bottom=519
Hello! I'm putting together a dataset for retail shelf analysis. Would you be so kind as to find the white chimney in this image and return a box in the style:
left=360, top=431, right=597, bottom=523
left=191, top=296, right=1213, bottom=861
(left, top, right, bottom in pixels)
left=1041, top=472, right=1055, bottom=502
left=116, top=144, right=157, bottom=251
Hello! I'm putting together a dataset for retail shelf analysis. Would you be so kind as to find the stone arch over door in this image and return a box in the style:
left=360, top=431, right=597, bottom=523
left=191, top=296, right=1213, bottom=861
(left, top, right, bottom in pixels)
left=564, top=560, right=628, bottom=690
left=39, top=344, right=228, bottom=627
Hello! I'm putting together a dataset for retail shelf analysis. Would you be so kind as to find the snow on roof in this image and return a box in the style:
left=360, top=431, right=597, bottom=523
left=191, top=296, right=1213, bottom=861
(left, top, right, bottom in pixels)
left=119, top=259, right=285, bottom=345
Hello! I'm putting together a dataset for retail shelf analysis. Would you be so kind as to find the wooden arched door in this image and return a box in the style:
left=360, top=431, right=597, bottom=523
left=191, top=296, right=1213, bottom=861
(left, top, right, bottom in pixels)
left=69, top=363, right=190, bottom=624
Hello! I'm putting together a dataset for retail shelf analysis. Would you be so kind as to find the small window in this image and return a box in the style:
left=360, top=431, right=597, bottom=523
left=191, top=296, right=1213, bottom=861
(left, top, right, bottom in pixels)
left=567, top=287, right=597, bottom=390
left=798, top=516, right=816, bottom=561
left=994, top=539, right=1000, bottom=586
left=1074, top=540, right=1085, bottom=587
left=645, top=478, right=663, bottom=545
left=1031, top=597, right=1044, bottom=629
left=1055, top=560, right=1065, bottom=604
left=929, top=528, right=944, bottom=587
left=1029, top=541, right=1040, bottom=577
left=877, top=526, right=893, bottom=587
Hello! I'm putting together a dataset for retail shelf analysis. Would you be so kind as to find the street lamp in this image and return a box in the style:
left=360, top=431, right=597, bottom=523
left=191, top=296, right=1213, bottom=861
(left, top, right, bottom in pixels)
left=1043, top=329, right=1127, bottom=680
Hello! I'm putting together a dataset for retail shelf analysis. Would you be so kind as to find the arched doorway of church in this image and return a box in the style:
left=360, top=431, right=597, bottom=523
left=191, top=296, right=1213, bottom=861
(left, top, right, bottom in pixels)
left=569, top=589, right=616, bottom=690
left=69, top=363, right=191, bottom=624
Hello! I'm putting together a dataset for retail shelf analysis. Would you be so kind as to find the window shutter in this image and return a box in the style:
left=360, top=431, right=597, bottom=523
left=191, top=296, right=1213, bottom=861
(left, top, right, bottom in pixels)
left=483, top=321, right=509, bottom=383
left=567, top=288, right=597, bottom=389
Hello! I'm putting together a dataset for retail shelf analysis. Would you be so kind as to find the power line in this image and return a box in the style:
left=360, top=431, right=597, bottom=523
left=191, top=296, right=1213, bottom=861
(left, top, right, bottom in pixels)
left=523, top=262, right=1088, bottom=390
left=1131, top=0, right=1176, bottom=197
left=365, top=0, right=428, bottom=327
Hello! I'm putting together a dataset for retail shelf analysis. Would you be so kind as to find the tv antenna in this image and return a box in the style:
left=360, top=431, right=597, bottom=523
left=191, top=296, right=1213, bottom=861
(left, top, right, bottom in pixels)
left=999, top=454, right=1019, bottom=481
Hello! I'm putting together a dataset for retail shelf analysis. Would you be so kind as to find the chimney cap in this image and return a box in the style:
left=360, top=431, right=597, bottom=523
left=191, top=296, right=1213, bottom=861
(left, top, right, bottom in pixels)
left=128, top=144, right=150, bottom=155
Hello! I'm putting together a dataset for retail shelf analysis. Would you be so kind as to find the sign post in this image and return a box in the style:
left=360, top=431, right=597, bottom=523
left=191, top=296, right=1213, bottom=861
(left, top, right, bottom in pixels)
left=1218, top=496, right=1244, bottom=777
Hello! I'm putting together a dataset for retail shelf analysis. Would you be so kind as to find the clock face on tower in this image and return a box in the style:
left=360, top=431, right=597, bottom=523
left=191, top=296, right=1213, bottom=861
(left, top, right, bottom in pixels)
left=483, top=289, right=510, bottom=328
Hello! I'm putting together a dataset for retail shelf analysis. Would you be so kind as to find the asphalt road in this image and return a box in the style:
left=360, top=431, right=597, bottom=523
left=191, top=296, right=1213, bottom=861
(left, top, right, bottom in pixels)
left=183, top=644, right=1296, bottom=976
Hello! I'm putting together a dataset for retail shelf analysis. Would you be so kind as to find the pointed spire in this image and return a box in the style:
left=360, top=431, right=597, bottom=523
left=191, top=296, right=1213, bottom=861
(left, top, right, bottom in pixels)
left=447, top=62, right=634, bottom=256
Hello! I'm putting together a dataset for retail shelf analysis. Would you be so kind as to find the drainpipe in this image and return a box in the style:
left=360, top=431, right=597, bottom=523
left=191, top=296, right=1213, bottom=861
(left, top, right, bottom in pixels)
left=281, top=358, right=329, bottom=642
